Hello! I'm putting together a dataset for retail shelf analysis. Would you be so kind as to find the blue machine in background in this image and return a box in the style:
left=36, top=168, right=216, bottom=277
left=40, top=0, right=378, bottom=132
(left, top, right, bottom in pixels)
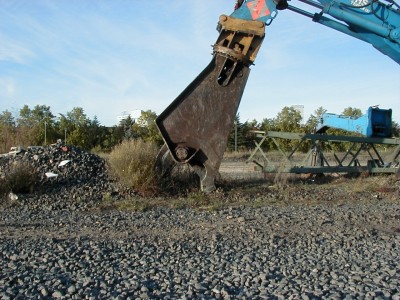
left=316, top=107, right=393, bottom=137
left=247, top=106, right=399, bottom=176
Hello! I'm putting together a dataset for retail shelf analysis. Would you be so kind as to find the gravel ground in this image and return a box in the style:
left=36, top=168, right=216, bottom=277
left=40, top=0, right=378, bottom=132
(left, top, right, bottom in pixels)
left=1, top=189, right=399, bottom=300
left=1, top=145, right=399, bottom=299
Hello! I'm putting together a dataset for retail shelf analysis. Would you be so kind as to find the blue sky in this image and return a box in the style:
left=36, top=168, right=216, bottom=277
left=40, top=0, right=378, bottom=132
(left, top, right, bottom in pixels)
left=1, top=0, right=399, bottom=126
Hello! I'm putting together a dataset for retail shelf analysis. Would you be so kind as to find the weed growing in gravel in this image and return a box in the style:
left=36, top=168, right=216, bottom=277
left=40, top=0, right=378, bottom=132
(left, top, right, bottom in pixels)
left=167, top=197, right=190, bottom=209
left=273, top=171, right=291, bottom=187
left=187, top=190, right=211, bottom=207
left=102, top=192, right=113, bottom=202
left=349, top=175, right=400, bottom=200
left=108, top=139, right=159, bottom=196
left=115, top=198, right=156, bottom=212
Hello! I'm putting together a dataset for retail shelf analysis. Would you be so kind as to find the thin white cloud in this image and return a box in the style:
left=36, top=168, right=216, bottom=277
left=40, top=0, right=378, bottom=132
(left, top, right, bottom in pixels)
left=0, top=33, right=35, bottom=63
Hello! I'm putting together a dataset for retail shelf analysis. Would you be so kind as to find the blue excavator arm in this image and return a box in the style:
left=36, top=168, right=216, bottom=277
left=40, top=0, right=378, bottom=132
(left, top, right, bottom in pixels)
left=156, top=0, right=399, bottom=192
left=232, top=0, right=400, bottom=63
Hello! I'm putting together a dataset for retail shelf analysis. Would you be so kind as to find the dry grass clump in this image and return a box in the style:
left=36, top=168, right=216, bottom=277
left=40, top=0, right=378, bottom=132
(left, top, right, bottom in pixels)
left=347, top=174, right=399, bottom=195
left=0, top=161, right=38, bottom=201
left=108, top=139, right=160, bottom=195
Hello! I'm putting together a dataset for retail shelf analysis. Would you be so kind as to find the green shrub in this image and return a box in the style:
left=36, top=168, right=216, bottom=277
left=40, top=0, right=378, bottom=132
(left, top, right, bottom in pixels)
left=108, top=139, right=159, bottom=195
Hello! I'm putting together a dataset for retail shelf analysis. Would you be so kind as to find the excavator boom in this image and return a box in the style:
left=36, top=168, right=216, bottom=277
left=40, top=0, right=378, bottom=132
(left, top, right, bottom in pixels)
left=156, top=0, right=400, bottom=192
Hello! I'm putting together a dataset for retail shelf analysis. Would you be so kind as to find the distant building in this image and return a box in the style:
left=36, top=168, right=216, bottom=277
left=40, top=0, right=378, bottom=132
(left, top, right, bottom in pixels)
left=117, top=110, right=142, bottom=123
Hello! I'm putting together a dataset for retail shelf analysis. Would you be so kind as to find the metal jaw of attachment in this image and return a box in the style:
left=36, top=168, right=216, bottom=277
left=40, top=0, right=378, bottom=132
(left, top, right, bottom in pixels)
left=156, top=15, right=265, bottom=193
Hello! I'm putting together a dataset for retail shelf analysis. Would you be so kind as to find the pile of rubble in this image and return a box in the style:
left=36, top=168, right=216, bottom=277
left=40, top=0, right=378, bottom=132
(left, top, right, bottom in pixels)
left=1, top=143, right=107, bottom=186
left=0, top=143, right=126, bottom=206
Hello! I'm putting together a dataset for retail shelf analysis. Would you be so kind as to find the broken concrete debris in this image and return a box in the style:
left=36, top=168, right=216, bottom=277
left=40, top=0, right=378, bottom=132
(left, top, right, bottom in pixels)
left=0, top=143, right=108, bottom=189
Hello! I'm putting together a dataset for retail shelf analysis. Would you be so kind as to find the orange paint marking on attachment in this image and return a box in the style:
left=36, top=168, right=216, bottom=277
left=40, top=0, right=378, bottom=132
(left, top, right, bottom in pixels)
left=247, top=0, right=270, bottom=20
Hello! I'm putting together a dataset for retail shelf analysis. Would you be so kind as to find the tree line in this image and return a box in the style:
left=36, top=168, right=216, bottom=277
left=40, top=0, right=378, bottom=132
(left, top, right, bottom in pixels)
left=0, top=105, right=162, bottom=153
left=1, top=104, right=398, bottom=154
